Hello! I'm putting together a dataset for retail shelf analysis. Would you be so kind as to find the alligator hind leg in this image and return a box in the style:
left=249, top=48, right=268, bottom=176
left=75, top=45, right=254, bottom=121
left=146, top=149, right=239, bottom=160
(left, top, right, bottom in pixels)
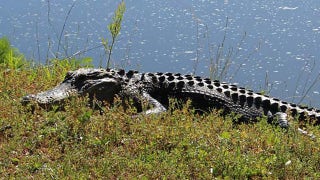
left=275, top=112, right=289, bottom=128
left=268, top=111, right=289, bottom=128
left=268, top=111, right=315, bottom=139
left=140, top=91, right=167, bottom=115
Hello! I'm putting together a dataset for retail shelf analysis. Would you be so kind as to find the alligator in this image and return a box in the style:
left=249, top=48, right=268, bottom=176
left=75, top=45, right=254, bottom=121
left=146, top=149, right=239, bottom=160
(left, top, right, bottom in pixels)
left=22, top=68, right=320, bottom=129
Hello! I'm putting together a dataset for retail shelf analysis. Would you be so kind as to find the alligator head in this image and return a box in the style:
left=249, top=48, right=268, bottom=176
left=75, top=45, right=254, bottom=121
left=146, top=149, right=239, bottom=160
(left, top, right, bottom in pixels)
left=22, top=68, right=123, bottom=108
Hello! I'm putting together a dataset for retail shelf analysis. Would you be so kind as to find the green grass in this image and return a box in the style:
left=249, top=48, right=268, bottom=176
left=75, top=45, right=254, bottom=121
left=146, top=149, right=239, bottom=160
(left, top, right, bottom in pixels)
left=0, top=37, right=27, bottom=69
left=1, top=62, right=320, bottom=179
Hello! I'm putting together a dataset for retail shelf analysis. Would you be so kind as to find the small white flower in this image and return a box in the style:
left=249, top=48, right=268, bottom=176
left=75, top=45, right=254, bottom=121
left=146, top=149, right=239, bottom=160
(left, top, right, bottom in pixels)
left=285, top=160, right=292, bottom=166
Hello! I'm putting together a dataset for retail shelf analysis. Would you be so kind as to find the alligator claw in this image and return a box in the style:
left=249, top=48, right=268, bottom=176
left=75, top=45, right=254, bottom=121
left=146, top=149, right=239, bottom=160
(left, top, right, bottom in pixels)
left=21, top=94, right=36, bottom=105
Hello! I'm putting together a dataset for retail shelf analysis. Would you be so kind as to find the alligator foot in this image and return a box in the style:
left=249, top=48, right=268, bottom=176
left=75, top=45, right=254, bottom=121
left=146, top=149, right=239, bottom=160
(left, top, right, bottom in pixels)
left=297, top=128, right=316, bottom=139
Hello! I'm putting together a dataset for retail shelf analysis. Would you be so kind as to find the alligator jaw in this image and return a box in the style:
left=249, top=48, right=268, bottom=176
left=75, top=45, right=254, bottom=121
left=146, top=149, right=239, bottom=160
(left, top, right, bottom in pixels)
left=22, top=82, right=77, bottom=106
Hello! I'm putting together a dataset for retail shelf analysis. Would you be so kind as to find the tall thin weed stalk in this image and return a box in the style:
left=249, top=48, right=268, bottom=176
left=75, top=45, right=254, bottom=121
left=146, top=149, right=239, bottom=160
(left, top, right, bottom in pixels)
left=293, top=59, right=320, bottom=105
left=57, top=2, right=76, bottom=56
left=191, top=11, right=201, bottom=75
left=46, top=1, right=87, bottom=62
left=102, top=1, right=126, bottom=69
left=190, top=15, right=260, bottom=81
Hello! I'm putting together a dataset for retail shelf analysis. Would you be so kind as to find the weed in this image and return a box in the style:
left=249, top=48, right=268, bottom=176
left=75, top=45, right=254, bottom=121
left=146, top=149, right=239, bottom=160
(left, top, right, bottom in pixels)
left=190, top=17, right=260, bottom=81
left=0, top=37, right=28, bottom=69
left=102, top=1, right=126, bottom=68
left=56, top=2, right=76, bottom=56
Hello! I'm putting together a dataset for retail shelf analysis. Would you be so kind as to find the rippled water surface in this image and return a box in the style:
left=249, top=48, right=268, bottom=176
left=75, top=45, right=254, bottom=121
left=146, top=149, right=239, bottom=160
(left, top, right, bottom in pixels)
left=1, top=0, right=320, bottom=106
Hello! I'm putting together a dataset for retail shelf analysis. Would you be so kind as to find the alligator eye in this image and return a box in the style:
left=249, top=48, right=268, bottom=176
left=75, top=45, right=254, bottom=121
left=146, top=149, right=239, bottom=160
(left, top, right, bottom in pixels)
left=62, top=71, right=75, bottom=82
left=65, top=71, right=73, bottom=79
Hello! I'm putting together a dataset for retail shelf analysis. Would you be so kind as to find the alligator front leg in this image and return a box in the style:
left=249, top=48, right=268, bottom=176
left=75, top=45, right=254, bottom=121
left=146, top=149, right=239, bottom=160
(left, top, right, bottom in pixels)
left=140, top=91, right=167, bottom=115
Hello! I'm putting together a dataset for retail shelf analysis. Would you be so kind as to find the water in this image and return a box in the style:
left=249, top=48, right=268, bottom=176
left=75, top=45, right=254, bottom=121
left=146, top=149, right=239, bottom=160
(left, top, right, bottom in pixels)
left=1, top=0, right=320, bottom=106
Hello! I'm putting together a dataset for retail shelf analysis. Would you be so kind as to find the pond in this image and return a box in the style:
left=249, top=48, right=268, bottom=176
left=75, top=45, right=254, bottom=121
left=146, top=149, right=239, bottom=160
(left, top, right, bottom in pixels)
left=1, top=0, right=320, bottom=107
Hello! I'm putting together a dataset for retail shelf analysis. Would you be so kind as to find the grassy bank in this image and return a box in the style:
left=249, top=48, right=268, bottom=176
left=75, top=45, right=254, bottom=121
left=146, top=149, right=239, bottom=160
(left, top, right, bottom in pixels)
left=0, top=57, right=320, bottom=179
